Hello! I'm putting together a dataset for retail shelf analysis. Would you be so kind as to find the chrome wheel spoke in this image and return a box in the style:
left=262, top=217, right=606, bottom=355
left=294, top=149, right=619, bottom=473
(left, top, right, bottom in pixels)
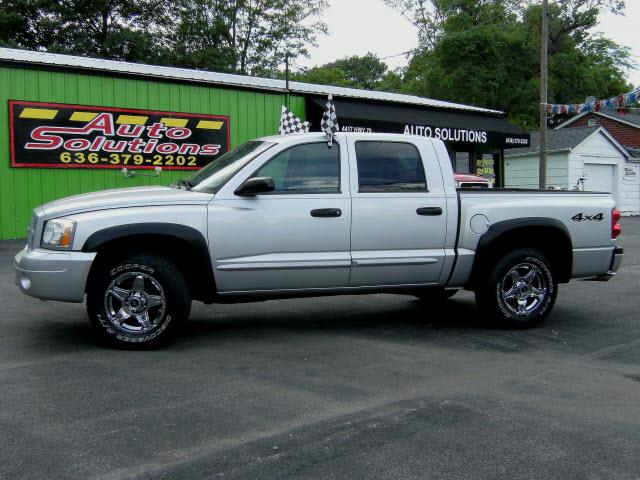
left=509, top=269, right=522, bottom=283
left=136, top=311, right=152, bottom=328
left=109, top=286, right=130, bottom=302
left=104, top=271, right=166, bottom=334
left=530, top=287, right=546, bottom=298
left=503, top=286, right=518, bottom=301
left=500, top=262, right=548, bottom=316
left=523, top=269, right=538, bottom=285
left=113, top=307, right=131, bottom=325
left=516, top=299, right=528, bottom=313
left=146, top=294, right=164, bottom=308
left=132, top=275, right=145, bottom=293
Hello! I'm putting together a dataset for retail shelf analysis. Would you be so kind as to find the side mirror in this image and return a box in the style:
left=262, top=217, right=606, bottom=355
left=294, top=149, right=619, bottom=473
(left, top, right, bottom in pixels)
left=235, top=176, right=276, bottom=196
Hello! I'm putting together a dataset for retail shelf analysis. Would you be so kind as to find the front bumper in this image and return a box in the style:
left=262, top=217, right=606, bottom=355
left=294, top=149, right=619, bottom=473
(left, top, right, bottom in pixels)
left=590, top=247, right=623, bottom=282
left=14, top=246, right=96, bottom=302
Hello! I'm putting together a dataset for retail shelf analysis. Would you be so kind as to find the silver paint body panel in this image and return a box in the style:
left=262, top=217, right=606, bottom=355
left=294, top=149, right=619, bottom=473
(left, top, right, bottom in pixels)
left=14, top=132, right=620, bottom=303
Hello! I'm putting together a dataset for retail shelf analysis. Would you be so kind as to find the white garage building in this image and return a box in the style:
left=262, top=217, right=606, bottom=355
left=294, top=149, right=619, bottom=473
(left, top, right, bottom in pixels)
left=504, top=126, right=639, bottom=216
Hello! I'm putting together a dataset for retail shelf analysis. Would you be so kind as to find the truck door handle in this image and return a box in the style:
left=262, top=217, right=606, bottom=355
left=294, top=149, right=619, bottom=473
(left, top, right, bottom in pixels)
left=310, top=208, right=342, bottom=218
left=416, top=207, right=443, bottom=216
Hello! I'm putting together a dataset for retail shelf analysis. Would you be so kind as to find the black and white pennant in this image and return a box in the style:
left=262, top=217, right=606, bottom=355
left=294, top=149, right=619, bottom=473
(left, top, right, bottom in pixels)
left=321, top=94, right=339, bottom=146
left=279, top=106, right=310, bottom=135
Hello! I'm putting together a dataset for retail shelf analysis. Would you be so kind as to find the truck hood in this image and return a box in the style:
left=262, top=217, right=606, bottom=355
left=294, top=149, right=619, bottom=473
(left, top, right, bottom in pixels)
left=40, top=186, right=213, bottom=219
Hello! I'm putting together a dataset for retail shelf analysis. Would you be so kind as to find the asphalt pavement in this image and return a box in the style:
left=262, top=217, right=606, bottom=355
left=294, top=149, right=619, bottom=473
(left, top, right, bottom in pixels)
left=1, top=218, right=639, bottom=480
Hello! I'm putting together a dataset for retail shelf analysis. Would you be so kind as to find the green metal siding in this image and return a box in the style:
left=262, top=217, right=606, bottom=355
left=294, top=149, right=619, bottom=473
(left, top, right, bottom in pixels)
left=0, top=65, right=306, bottom=239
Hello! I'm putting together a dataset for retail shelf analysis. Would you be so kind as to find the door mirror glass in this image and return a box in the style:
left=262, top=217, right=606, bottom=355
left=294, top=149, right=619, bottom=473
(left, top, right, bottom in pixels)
left=235, top=176, right=276, bottom=196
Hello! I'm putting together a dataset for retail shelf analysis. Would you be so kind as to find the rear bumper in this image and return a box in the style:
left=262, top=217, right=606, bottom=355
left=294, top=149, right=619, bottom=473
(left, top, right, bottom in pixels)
left=14, top=246, right=96, bottom=302
left=590, top=247, right=623, bottom=282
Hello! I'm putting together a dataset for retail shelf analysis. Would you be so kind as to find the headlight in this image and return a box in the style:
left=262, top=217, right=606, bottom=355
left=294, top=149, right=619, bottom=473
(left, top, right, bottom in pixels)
left=26, top=213, right=37, bottom=249
left=41, top=218, right=76, bottom=250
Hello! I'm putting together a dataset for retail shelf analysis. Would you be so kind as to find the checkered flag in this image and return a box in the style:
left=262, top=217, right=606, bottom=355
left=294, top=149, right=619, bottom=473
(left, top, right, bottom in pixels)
left=321, top=94, right=339, bottom=146
left=279, top=106, right=310, bottom=135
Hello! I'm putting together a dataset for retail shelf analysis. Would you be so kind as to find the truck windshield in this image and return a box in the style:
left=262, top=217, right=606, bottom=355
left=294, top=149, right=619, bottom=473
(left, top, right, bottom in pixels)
left=179, top=141, right=276, bottom=193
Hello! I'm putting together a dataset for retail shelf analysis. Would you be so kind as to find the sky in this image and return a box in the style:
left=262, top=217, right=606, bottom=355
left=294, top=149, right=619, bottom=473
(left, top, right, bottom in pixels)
left=296, top=0, right=640, bottom=88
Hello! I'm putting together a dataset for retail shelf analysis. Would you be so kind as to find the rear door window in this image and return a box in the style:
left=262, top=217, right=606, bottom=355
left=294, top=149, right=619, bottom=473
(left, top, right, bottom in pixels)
left=355, top=141, right=427, bottom=193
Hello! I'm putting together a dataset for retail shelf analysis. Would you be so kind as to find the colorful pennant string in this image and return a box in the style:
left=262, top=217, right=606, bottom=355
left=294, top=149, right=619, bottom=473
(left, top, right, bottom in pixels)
left=545, top=88, right=640, bottom=115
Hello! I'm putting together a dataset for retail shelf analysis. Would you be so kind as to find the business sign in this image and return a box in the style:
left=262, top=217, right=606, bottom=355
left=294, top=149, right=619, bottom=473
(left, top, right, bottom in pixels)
left=623, top=164, right=639, bottom=181
left=9, top=100, right=230, bottom=170
left=338, top=120, right=530, bottom=147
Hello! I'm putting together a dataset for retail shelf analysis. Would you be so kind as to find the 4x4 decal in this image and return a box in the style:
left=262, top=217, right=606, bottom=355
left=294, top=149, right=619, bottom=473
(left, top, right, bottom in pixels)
left=572, top=213, right=604, bottom=222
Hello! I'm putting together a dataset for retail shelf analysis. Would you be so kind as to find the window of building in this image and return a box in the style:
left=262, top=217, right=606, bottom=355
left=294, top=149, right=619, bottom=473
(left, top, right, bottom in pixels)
left=355, top=141, right=427, bottom=192
left=454, top=151, right=472, bottom=174
left=252, top=142, right=340, bottom=193
left=588, top=118, right=599, bottom=126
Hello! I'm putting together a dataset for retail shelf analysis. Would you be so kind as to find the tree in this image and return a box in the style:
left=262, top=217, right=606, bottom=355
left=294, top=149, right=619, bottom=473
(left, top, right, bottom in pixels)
left=163, top=0, right=327, bottom=75
left=0, top=0, right=52, bottom=50
left=390, top=0, right=632, bottom=129
left=0, top=0, right=328, bottom=76
left=293, top=53, right=391, bottom=90
left=0, top=0, right=166, bottom=62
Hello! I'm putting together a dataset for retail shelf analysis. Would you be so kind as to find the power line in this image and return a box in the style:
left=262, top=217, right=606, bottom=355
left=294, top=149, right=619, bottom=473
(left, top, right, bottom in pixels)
left=378, top=6, right=516, bottom=61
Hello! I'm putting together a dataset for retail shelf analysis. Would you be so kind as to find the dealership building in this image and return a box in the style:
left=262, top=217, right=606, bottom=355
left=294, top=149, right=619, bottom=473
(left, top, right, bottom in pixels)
left=0, top=47, right=529, bottom=240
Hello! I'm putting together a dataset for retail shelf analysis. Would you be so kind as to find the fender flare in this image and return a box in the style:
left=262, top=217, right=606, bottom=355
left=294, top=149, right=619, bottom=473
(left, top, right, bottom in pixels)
left=82, top=223, right=216, bottom=300
left=471, top=217, right=573, bottom=284
left=82, top=223, right=208, bottom=253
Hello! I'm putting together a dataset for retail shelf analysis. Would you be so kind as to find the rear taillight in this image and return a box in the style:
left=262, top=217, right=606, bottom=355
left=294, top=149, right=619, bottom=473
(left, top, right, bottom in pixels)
left=612, top=208, right=622, bottom=239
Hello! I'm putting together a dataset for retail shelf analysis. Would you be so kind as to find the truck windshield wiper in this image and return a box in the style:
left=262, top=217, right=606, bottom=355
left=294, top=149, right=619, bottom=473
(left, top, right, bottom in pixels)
left=171, top=178, right=193, bottom=190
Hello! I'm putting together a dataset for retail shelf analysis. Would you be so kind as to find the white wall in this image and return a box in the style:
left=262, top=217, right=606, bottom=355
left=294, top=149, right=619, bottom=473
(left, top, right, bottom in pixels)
left=620, top=163, right=640, bottom=216
left=504, top=130, right=639, bottom=216
left=572, top=131, right=638, bottom=216
left=504, top=152, right=569, bottom=189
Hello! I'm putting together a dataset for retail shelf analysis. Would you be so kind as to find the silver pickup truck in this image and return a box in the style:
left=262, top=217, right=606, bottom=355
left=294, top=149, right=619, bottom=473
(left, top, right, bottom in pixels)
left=15, top=133, right=623, bottom=347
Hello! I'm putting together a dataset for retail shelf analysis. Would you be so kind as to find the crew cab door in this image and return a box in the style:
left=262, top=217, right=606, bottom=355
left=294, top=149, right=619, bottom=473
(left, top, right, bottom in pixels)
left=347, top=137, right=448, bottom=286
left=209, top=139, right=351, bottom=293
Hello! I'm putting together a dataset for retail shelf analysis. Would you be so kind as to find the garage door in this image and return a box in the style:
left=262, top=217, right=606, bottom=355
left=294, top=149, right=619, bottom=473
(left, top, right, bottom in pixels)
left=584, top=163, right=615, bottom=199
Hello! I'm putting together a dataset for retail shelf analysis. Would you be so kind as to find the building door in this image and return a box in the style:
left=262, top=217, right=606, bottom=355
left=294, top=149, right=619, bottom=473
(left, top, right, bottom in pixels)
left=584, top=163, right=616, bottom=199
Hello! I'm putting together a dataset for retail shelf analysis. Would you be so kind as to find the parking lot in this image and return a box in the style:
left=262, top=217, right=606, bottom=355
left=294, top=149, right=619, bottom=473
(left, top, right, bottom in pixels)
left=1, top=217, right=638, bottom=480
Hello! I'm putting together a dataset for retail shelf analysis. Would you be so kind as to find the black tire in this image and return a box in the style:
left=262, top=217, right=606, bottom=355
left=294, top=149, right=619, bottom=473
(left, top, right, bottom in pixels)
left=415, top=288, right=457, bottom=303
left=87, top=253, right=191, bottom=348
left=475, top=248, right=557, bottom=329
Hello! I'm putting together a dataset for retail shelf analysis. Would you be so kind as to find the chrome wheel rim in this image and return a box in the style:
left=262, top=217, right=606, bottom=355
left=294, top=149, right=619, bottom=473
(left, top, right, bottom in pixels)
left=499, top=262, right=548, bottom=316
left=104, top=272, right=166, bottom=334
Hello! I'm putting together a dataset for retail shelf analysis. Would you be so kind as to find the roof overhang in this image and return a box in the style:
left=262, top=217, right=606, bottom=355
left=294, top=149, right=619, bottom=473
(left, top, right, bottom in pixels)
left=555, top=111, right=640, bottom=130
left=0, top=47, right=502, bottom=115
left=307, top=96, right=530, bottom=148
left=505, top=149, right=571, bottom=158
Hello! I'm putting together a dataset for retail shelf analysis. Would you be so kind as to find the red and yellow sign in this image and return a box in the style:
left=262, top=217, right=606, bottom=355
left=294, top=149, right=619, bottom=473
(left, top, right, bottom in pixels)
left=10, top=101, right=230, bottom=170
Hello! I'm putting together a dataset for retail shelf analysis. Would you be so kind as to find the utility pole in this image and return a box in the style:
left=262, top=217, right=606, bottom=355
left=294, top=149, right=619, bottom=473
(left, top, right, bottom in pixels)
left=285, top=52, right=291, bottom=110
left=539, top=0, right=549, bottom=190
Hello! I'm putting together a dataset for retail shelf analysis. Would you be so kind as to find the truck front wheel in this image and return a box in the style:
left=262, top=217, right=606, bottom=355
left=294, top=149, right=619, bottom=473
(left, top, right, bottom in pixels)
left=475, top=248, right=557, bottom=329
left=87, top=253, right=191, bottom=348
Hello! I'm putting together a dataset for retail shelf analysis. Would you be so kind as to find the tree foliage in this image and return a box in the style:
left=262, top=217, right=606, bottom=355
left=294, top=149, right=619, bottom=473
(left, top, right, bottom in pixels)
left=0, top=0, right=327, bottom=75
left=293, top=53, right=389, bottom=90
left=0, top=0, right=165, bottom=61
left=385, top=0, right=633, bottom=129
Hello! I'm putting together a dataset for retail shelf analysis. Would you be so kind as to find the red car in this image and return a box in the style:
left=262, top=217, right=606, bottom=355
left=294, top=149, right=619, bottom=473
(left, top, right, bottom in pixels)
left=453, top=173, right=493, bottom=188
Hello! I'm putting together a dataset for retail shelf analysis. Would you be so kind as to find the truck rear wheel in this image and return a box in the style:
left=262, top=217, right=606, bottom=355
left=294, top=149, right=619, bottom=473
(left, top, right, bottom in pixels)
left=475, top=248, right=557, bottom=329
left=87, top=253, right=191, bottom=348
